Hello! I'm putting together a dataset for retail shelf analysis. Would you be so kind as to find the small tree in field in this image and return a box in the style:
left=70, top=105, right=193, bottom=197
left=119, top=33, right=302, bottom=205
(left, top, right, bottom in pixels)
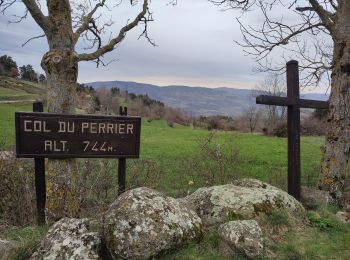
left=244, top=106, right=261, bottom=133
left=211, top=0, right=350, bottom=203
left=253, top=73, right=286, bottom=131
left=0, top=0, right=152, bottom=221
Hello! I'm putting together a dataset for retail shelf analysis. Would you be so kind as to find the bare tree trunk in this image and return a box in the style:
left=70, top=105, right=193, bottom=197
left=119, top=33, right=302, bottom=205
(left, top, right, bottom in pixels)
left=319, top=19, right=350, bottom=201
left=40, top=0, right=79, bottom=222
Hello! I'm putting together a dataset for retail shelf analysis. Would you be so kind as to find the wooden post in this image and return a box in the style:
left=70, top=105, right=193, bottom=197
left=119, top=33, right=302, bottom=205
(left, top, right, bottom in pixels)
left=33, top=102, right=46, bottom=225
left=118, top=106, right=127, bottom=195
left=286, top=60, right=301, bottom=201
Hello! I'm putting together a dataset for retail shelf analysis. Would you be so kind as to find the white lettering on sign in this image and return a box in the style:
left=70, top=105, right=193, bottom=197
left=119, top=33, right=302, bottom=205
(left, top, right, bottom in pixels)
left=99, top=123, right=106, bottom=133
left=24, top=120, right=51, bottom=132
left=127, top=124, right=134, bottom=134
left=24, top=120, right=32, bottom=132
left=44, top=140, right=68, bottom=152
left=34, top=121, right=41, bottom=132
left=83, top=141, right=114, bottom=152
left=107, top=123, right=113, bottom=133
left=80, top=122, right=134, bottom=134
left=58, top=121, right=75, bottom=133
left=90, top=123, right=97, bottom=133
left=119, top=124, right=125, bottom=134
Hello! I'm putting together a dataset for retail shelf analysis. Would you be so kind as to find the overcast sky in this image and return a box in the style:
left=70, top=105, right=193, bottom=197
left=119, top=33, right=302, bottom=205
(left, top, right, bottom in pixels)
left=0, top=0, right=329, bottom=93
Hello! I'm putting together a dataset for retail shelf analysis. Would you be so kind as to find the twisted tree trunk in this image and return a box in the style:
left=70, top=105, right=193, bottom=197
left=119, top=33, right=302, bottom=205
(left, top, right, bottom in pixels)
left=40, top=0, right=79, bottom=222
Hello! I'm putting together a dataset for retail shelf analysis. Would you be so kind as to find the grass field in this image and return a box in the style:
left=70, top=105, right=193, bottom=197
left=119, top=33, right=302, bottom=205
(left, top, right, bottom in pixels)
left=0, top=102, right=323, bottom=192
left=1, top=100, right=349, bottom=260
left=0, top=102, right=33, bottom=148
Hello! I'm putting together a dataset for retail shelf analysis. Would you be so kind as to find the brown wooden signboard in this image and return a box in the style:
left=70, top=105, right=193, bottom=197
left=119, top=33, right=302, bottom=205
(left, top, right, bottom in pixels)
left=15, top=112, right=141, bottom=158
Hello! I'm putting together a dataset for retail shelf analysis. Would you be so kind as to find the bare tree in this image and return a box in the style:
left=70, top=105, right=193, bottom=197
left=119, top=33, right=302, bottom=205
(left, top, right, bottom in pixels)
left=245, top=106, right=261, bottom=133
left=211, top=0, right=349, bottom=202
left=97, top=87, right=113, bottom=113
left=235, top=105, right=261, bottom=133
left=253, top=73, right=287, bottom=130
left=0, top=0, right=153, bottom=221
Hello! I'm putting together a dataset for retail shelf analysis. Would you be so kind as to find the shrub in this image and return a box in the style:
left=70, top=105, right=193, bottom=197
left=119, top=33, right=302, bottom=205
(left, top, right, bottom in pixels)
left=301, top=117, right=327, bottom=136
left=271, top=121, right=287, bottom=137
left=194, top=132, right=240, bottom=186
left=266, top=116, right=327, bottom=137
left=307, top=211, right=343, bottom=231
left=0, top=156, right=36, bottom=226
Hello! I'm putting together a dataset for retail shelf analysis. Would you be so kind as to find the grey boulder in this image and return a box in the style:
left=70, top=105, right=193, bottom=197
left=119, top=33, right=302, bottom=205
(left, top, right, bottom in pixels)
left=218, top=220, right=264, bottom=259
left=103, top=187, right=202, bottom=259
left=31, top=218, right=101, bottom=260
left=183, top=178, right=305, bottom=226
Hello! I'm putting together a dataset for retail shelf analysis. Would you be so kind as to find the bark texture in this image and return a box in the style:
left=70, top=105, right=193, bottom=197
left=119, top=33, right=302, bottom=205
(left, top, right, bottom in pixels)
left=41, top=0, right=79, bottom=222
left=319, top=2, right=350, bottom=201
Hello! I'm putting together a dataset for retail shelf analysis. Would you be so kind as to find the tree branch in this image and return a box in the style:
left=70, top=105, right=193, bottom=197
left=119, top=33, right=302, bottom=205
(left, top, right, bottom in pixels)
left=209, top=0, right=254, bottom=11
left=296, top=6, right=315, bottom=12
left=0, top=0, right=16, bottom=14
left=308, top=0, right=335, bottom=33
left=78, top=0, right=149, bottom=62
left=22, top=0, right=49, bottom=32
left=73, top=0, right=107, bottom=44
left=21, top=34, right=45, bottom=47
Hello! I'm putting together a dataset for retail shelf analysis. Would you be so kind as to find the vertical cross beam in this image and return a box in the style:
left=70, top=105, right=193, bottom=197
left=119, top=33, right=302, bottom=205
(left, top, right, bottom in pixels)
left=118, top=106, right=128, bottom=196
left=33, top=102, right=46, bottom=225
left=286, top=60, right=301, bottom=201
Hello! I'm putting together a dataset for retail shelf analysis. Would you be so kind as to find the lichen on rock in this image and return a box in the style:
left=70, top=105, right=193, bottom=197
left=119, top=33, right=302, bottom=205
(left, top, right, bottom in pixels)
left=30, top=218, right=101, bottom=260
left=218, top=220, right=264, bottom=259
left=182, top=179, right=305, bottom=226
left=103, top=187, right=202, bottom=259
left=0, top=239, right=18, bottom=260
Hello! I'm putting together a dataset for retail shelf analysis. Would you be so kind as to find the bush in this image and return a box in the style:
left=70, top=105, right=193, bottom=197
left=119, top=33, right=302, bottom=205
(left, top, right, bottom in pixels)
left=266, top=116, right=327, bottom=137
left=301, top=117, right=327, bottom=136
left=195, top=116, right=235, bottom=131
left=271, top=121, right=287, bottom=137
left=307, top=211, right=343, bottom=231
left=0, top=156, right=36, bottom=226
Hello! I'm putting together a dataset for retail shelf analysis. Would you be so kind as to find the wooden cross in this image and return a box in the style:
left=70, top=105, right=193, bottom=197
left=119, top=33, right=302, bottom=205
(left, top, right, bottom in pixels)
left=256, top=60, right=328, bottom=201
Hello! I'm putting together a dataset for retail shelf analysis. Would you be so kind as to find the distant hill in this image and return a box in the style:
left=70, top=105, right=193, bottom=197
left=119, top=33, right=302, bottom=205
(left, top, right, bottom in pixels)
left=86, top=80, right=329, bottom=116
left=0, top=76, right=45, bottom=101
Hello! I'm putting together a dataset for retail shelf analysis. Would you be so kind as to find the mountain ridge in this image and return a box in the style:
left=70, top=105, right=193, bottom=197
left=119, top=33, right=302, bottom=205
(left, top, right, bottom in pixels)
left=86, top=80, right=328, bottom=116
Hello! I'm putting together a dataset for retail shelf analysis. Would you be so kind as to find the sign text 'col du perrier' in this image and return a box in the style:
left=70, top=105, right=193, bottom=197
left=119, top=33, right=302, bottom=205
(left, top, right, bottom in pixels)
left=15, top=112, right=141, bottom=158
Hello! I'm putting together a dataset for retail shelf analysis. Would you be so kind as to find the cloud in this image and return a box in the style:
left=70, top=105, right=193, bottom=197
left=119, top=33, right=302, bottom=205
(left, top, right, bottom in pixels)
left=1, top=0, right=309, bottom=90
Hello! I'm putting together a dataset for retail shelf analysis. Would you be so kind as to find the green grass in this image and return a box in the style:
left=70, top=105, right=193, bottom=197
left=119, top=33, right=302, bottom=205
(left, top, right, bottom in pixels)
left=138, top=120, right=323, bottom=194
left=0, top=87, right=28, bottom=96
left=0, top=225, right=48, bottom=259
left=269, top=204, right=350, bottom=260
left=273, top=224, right=350, bottom=259
left=161, top=231, right=223, bottom=259
left=0, top=102, right=33, bottom=149
left=0, top=76, right=45, bottom=101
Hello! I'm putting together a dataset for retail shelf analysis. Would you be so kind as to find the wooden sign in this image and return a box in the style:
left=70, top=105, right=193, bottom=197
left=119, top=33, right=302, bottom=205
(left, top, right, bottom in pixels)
left=15, top=112, right=141, bottom=158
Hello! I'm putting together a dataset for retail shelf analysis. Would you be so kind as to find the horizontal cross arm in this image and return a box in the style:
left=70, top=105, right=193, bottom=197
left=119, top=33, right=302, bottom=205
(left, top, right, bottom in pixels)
left=299, top=99, right=328, bottom=109
left=256, top=95, right=293, bottom=107
left=256, top=95, right=328, bottom=109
